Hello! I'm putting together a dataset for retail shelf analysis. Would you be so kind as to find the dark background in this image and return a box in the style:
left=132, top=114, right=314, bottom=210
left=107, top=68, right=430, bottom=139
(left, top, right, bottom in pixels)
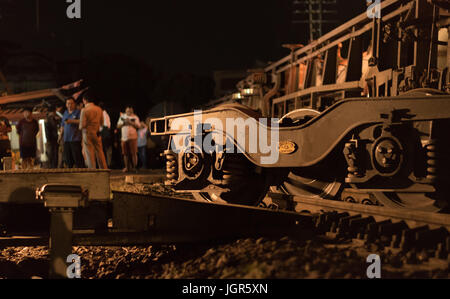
left=0, top=0, right=365, bottom=119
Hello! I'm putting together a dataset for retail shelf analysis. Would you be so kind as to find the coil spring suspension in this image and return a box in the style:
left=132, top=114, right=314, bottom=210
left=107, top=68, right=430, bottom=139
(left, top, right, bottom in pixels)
left=164, top=150, right=178, bottom=181
left=344, top=141, right=362, bottom=179
left=424, top=139, right=437, bottom=183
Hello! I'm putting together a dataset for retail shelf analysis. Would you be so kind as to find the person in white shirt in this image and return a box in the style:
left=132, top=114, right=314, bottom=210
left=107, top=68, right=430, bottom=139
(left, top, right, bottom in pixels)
left=99, top=102, right=112, bottom=167
left=117, top=106, right=140, bottom=172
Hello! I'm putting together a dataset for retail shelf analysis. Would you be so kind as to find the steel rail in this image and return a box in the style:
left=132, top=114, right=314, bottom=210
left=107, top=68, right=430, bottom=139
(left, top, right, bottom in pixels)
left=290, top=195, right=450, bottom=229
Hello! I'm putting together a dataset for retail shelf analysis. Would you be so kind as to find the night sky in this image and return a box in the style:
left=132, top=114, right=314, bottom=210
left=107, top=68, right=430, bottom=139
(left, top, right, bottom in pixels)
left=0, top=0, right=365, bottom=116
left=0, top=0, right=365, bottom=74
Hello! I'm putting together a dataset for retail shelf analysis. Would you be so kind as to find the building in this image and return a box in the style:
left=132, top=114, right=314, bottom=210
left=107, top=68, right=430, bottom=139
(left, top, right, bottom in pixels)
left=213, top=70, right=248, bottom=98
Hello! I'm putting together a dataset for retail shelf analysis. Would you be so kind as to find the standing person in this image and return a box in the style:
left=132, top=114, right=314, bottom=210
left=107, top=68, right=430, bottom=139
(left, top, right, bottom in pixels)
left=79, top=92, right=107, bottom=169
left=112, top=128, right=123, bottom=169
left=137, top=121, right=148, bottom=169
left=16, top=108, right=39, bottom=169
left=98, top=102, right=112, bottom=168
left=76, top=100, right=87, bottom=164
left=61, top=98, right=84, bottom=168
left=45, top=105, right=60, bottom=168
left=117, top=107, right=140, bottom=172
left=0, top=116, right=12, bottom=170
left=55, top=104, right=65, bottom=168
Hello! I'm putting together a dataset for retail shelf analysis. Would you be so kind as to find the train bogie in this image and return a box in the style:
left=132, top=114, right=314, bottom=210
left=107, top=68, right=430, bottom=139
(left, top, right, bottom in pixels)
left=150, top=0, right=450, bottom=212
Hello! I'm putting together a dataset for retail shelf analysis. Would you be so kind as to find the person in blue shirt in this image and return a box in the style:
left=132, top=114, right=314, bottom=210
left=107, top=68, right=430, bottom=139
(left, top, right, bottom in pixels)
left=60, top=98, right=84, bottom=168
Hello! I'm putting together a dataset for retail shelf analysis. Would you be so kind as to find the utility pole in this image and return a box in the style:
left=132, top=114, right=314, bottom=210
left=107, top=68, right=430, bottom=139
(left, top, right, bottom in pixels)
left=36, top=0, right=40, bottom=33
left=292, top=0, right=338, bottom=41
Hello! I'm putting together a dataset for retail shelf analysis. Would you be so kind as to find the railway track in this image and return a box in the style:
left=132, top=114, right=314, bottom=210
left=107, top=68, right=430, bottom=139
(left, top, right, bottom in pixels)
left=265, top=192, right=450, bottom=260
left=1, top=188, right=449, bottom=278
left=290, top=195, right=450, bottom=229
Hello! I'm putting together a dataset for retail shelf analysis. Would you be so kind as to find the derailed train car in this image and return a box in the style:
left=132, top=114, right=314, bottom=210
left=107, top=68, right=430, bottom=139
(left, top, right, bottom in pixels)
left=151, top=0, right=450, bottom=213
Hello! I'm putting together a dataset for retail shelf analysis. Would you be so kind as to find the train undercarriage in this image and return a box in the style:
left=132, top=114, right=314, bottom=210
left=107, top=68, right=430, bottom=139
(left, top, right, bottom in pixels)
left=150, top=94, right=450, bottom=213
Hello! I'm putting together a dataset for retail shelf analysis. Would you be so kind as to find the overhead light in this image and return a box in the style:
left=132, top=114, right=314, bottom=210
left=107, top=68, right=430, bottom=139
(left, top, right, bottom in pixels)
left=242, top=88, right=254, bottom=96
left=232, top=93, right=242, bottom=100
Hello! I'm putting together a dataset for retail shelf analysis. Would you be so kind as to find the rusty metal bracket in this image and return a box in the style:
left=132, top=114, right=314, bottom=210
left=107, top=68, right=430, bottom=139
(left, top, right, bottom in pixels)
left=36, top=184, right=88, bottom=279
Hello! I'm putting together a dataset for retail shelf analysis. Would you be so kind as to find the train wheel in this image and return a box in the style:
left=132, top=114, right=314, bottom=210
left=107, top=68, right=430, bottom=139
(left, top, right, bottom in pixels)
left=277, top=172, right=342, bottom=200
left=275, top=109, right=342, bottom=200
left=192, top=154, right=270, bottom=206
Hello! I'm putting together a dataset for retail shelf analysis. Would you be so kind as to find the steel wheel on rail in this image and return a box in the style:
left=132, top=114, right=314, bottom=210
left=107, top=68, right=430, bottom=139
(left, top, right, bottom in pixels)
left=192, top=154, right=271, bottom=206
left=273, top=108, right=342, bottom=200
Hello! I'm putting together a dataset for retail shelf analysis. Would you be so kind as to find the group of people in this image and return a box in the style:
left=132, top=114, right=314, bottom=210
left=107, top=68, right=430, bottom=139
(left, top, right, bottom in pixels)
left=40, top=93, right=107, bottom=170
left=55, top=92, right=149, bottom=171
left=0, top=90, right=150, bottom=172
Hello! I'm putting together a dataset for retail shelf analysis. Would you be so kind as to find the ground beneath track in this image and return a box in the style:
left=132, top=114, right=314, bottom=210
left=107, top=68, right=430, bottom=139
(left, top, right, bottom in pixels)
left=0, top=236, right=448, bottom=279
left=109, top=169, right=193, bottom=198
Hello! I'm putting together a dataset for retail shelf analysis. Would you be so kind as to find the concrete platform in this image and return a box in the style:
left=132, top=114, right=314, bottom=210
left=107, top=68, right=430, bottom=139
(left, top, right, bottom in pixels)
left=0, top=169, right=110, bottom=203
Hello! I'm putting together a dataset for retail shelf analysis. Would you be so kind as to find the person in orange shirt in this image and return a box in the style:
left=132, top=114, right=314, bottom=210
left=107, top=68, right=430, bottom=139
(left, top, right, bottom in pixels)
left=79, top=92, right=107, bottom=169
